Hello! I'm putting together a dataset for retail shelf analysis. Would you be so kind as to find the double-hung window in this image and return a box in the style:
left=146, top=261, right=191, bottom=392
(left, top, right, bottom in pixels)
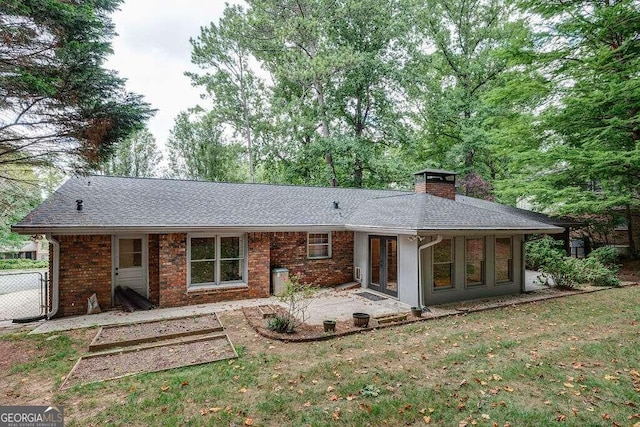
left=189, top=235, right=245, bottom=288
left=495, top=237, right=513, bottom=283
left=308, top=233, right=331, bottom=259
left=433, top=238, right=454, bottom=288
left=466, top=237, right=485, bottom=286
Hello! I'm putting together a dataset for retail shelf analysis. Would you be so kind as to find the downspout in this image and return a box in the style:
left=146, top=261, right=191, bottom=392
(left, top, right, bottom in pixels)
left=417, top=235, right=443, bottom=308
left=46, top=234, right=60, bottom=319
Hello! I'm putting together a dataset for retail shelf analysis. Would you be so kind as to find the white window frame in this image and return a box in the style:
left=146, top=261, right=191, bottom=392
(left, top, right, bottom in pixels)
left=307, top=232, right=332, bottom=259
left=187, top=233, right=246, bottom=289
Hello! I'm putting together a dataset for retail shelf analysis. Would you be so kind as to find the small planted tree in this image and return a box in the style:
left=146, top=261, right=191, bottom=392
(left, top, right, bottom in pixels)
left=267, top=274, right=316, bottom=333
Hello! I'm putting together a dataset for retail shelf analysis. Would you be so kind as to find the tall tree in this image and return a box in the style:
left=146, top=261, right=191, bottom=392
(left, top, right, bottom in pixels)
left=407, top=0, right=530, bottom=188
left=103, top=128, right=162, bottom=178
left=187, top=4, right=266, bottom=183
left=166, top=111, right=247, bottom=182
left=0, top=167, right=40, bottom=249
left=245, top=0, right=410, bottom=188
left=506, top=0, right=640, bottom=254
left=0, top=0, right=153, bottom=181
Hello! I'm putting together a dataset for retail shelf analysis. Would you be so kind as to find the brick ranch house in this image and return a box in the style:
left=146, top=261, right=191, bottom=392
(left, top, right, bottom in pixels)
left=13, top=169, right=562, bottom=318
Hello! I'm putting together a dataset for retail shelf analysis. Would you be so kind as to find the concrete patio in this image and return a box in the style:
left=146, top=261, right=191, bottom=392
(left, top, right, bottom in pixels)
left=7, top=270, right=552, bottom=335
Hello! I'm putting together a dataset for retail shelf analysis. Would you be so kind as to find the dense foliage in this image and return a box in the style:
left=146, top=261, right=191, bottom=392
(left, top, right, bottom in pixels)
left=0, top=258, right=48, bottom=270
left=174, top=0, right=638, bottom=256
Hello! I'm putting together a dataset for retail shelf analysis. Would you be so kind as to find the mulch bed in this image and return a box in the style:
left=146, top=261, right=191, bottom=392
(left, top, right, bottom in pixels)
left=61, top=334, right=237, bottom=390
left=89, top=313, right=223, bottom=352
left=244, top=284, right=638, bottom=343
left=242, top=305, right=429, bottom=343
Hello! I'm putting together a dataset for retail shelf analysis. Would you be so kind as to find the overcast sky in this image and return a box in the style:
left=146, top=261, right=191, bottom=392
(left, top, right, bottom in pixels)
left=106, top=1, right=240, bottom=148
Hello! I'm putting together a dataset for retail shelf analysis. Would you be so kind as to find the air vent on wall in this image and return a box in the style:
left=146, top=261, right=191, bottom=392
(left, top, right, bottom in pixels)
left=354, top=267, right=362, bottom=282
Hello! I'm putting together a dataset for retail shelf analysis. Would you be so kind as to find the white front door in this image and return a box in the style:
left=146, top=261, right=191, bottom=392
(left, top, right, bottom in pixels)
left=113, top=235, right=148, bottom=298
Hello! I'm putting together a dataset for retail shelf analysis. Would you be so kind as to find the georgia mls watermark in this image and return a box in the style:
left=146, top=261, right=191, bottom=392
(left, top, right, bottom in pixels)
left=0, top=406, right=64, bottom=427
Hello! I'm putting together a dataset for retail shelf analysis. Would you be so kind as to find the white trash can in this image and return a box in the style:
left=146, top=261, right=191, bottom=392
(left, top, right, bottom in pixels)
left=271, top=268, right=289, bottom=296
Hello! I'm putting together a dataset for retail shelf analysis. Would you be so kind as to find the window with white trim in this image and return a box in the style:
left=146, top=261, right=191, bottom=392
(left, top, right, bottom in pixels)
left=308, top=233, right=331, bottom=259
left=189, top=235, right=245, bottom=288
left=466, top=237, right=485, bottom=286
left=495, top=237, right=513, bottom=283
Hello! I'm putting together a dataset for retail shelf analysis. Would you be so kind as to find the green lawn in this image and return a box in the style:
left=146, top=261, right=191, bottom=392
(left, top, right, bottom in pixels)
left=3, top=286, right=640, bottom=426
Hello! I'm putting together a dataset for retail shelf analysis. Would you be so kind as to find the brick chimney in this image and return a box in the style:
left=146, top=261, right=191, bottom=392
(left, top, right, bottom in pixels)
left=414, top=169, right=457, bottom=200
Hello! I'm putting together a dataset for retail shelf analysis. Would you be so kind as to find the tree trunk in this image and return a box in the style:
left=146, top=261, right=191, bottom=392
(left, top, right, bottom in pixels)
left=315, top=80, right=338, bottom=187
left=626, top=206, right=637, bottom=258
left=239, top=62, right=254, bottom=183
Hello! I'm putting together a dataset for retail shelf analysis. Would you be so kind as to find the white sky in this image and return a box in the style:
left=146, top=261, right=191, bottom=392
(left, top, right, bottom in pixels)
left=106, top=1, right=240, bottom=148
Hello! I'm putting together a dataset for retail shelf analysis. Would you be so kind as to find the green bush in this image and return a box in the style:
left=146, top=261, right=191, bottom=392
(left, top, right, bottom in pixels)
left=588, top=246, right=620, bottom=267
left=538, top=256, right=582, bottom=289
left=525, top=236, right=565, bottom=270
left=266, top=315, right=293, bottom=333
left=578, top=257, right=620, bottom=287
left=0, top=259, right=49, bottom=270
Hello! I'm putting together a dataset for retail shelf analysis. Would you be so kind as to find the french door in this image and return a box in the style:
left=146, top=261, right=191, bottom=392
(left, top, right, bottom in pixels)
left=369, top=236, right=398, bottom=297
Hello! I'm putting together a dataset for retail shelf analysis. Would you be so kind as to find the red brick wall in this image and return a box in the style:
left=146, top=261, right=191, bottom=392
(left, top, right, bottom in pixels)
left=49, top=230, right=353, bottom=316
left=157, top=232, right=271, bottom=308
left=415, top=181, right=456, bottom=200
left=148, top=234, right=160, bottom=305
left=54, top=235, right=111, bottom=317
left=270, top=231, right=353, bottom=287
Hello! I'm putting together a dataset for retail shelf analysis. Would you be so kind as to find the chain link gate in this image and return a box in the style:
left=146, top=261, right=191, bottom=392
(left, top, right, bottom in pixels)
left=0, top=270, right=48, bottom=322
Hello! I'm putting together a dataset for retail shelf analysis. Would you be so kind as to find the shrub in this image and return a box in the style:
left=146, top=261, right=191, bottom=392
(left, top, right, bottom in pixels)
left=267, top=315, right=293, bottom=333
left=534, top=243, right=620, bottom=289
left=525, top=236, right=565, bottom=270
left=578, top=257, right=620, bottom=287
left=272, top=274, right=316, bottom=333
left=0, top=259, right=49, bottom=270
left=538, top=256, right=582, bottom=289
left=588, top=246, right=620, bottom=267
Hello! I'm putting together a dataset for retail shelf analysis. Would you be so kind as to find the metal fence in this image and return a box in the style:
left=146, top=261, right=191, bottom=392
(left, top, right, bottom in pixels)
left=0, top=270, right=48, bottom=321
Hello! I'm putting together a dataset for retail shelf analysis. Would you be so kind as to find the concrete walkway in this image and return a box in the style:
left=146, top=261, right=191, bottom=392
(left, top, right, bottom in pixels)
left=23, top=271, right=548, bottom=335
left=28, top=286, right=412, bottom=334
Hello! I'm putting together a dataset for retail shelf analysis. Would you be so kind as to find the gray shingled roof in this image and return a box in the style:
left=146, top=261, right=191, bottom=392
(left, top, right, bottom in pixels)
left=456, top=195, right=583, bottom=228
left=13, top=175, right=563, bottom=234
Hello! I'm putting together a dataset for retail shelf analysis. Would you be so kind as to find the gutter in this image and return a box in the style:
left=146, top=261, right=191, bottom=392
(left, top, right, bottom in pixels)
left=46, top=234, right=60, bottom=319
left=417, top=235, right=443, bottom=308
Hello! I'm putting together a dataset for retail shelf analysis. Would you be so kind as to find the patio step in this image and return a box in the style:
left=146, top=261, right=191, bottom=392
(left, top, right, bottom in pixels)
left=374, top=313, right=408, bottom=324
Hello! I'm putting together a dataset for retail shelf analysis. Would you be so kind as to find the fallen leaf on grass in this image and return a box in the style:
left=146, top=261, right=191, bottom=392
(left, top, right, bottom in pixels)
left=346, top=394, right=356, bottom=401
left=556, top=414, right=566, bottom=421
left=503, top=386, right=514, bottom=392
left=303, top=401, right=311, bottom=407
left=604, top=375, right=618, bottom=381
left=423, top=416, right=431, bottom=423
left=602, top=413, right=611, bottom=420
left=160, top=385, right=170, bottom=391
left=329, top=395, right=339, bottom=401
left=332, top=409, right=341, bottom=420
left=239, top=387, right=248, bottom=393
left=209, top=407, right=222, bottom=413
left=359, top=403, right=372, bottom=413
left=564, top=383, right=574, bottom=388
left=481, top=413, right=490, bottom=419
left=327, top=385, right=335, bottom=392
left=244, top=418, right=254, bottom=426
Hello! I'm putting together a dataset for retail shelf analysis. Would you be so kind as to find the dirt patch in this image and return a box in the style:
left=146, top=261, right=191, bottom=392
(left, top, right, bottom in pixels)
left=62, top=334, right=237, bottom=389
left=619, top=259, right=640, bottom=282
left=89, top=313, right=223, bottom=351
